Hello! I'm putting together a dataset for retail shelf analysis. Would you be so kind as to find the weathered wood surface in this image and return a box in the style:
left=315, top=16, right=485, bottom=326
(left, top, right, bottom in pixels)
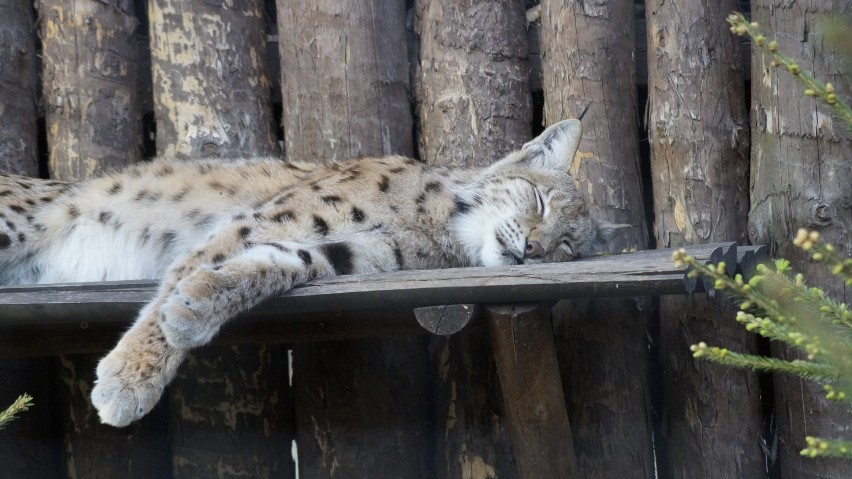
left=148, top=0, right=277, bottom=159
left=646, top=2, right=763, bottom=472
left=276, top=2, right=426, bottom=477
left=540, top=1, right=653, bottom=475
left=414, top=304, right=479, bottom=335
left=38, top=0, right=143, bottom=179
left=0, top=0, right=39, bottom=176
left=1, top=243, right=738, bottom=359
left=487, top=303, right=579, bottom=479
left=750, top=1, right=852, bottom=477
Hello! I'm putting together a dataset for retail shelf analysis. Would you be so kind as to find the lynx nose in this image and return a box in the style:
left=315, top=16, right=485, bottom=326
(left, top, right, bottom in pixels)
left=524, top=240, right=545, bottom=260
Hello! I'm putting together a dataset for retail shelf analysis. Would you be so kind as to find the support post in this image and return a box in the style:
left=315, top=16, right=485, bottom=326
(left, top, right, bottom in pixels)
left=486, top=303, right=579, bottom=478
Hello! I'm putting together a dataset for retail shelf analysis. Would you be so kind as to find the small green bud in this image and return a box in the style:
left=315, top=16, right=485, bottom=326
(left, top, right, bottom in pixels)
left=789, top=64, right=800, bottom=75
left=755, top=35, right=765, bottom=46
left=768, top=40, right=778, bottom=52
left=804, top=89, right=816, bottom=96
left=735, top=24, right=748, bottom=36
left=826, top=93, right=837, bottom=105
left=825, top=83, right=834, bottom=93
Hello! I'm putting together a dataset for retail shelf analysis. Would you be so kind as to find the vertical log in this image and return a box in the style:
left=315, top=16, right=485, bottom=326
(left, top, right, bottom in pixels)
left=0, top=1, right=38, bottom=176
left=486, top=303, right=579, bottom=478
left=416, top=1, right=530, bottom=476
left=750, top=2, right=852, bottom=477
left=147, top=2, right=292, bottom=477
left=148, top=0, right=278, bottom=158
left=540, top=1, right=654, bottom=477
left=39, top=0, right=142, bottom=180
left=276, top=1, right=427, bottom=477
left=37, top=1, right=169, bottom=476
left=416, top=0, right=531, bottom=167
left=0, top=5, right=55, bottom=475
left=646, top=2, right=765, bottom=477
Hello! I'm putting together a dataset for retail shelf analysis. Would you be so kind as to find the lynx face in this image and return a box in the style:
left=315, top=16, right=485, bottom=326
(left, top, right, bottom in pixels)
left=452, top=119, right=628, bottom=267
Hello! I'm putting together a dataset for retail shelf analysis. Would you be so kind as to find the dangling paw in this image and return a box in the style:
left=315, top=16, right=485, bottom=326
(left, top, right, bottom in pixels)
left=91, top=334, right=183, bottom=426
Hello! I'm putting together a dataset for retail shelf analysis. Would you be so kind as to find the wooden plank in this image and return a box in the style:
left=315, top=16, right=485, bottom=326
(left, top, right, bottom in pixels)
left=0, top=244, right=737, bottom=358
left=487, top=303, right=579, bottom=478
left=0, top=243, right=731, bottom=324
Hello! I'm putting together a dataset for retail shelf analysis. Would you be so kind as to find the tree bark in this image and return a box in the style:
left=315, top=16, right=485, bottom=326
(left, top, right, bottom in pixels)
left=416, top=0, right=531, bottom=168
left=646, top=1, right=765, bottom=478
left=750, top=1, right=852, bottom=477
left=0, top=1, right=38, bottom=176
left=540, top=1, right=654, bottom=477
left=276, top=1, right=428, bottom=477
left=147, top=1, right=292, bottom=477
left=148, top=0, right=278, bottom=159
left=39, top=0, right=142, bottom=180
left=416, top=0, right=531, bottom=476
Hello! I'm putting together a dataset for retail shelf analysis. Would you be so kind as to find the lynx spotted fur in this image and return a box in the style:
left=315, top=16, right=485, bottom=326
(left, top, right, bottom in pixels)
left=0, top=119, right=626, bottom=426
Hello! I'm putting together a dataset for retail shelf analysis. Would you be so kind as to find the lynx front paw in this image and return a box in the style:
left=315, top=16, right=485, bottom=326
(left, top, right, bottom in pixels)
left=91, top=341, right=180, bottom=427
left=160, top=271, right=223, bottom=349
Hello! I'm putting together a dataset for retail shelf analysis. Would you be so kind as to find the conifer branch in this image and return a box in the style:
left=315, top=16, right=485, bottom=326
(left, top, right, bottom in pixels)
left=0, top=394, right=33, bottom=430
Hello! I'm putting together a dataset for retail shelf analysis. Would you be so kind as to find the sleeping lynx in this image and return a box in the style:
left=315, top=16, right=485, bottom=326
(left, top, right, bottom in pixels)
left=0, top=119, right=627, bottom=426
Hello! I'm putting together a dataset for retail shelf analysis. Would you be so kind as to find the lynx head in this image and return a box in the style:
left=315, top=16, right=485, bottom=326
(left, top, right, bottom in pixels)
left=453, top=119, right=630, bottom=267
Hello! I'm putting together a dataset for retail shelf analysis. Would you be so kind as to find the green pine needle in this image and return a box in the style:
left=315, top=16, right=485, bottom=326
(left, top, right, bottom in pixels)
left=0, top=394, right=34, bottom=430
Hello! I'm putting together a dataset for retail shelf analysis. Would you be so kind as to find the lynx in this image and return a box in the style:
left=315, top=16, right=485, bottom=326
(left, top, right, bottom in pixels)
left=0, top=119, right=627, bottom=426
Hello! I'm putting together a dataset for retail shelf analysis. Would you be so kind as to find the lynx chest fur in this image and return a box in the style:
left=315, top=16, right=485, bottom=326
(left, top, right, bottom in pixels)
left=0, top=119, right=625, bottom=427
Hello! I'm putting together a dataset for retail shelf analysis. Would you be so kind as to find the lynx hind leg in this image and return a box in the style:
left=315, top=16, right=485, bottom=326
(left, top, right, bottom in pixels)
left=160, top=240, right=341, bottom=349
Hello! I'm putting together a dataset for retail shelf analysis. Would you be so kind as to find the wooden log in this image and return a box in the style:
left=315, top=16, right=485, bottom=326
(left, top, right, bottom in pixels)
left=540, top=1, right=654, bottom=476
left=415, top=1, right=531, bottom=475
left=750, top=2, right=852, bottom=477
left=148, top=0, right=277, bottom=158
left=415, top=304, right=480, bottom=335
left=146, top=2, right=290, bottom=476
left=275, top=2, right=426, bottom=476
left=0, top=1, right=38, bottom=176
left=38, top=0, right=143, bottom=179
left=35, top=2, right=161, bottom=476
left=0, top=4, right=58, bottom=476
left=647, top=2, right=764, bottom=475
left=486, top=303, right=579, bottom=478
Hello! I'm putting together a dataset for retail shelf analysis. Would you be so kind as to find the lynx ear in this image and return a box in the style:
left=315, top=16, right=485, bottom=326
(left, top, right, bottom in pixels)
left=593, top=219, right=633, bottom=247
left=520, top=119, right=582, bottom=172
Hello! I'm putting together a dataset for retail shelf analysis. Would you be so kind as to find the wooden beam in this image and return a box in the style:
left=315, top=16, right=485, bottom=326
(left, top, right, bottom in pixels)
left=487, top=303, right=580, bottom=478
left=0, top=243, right=746, bottom=358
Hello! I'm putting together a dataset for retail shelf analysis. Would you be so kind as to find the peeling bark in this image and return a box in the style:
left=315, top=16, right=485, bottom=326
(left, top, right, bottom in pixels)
left=646, top=1, right=765, bottom=477
left=540, top=1, right=654, bottom=477
left=750, top=1, right=852, bottom=477
left=39, top=0, right=143, bottom=179
left=148, top=0, right=278, bottom=158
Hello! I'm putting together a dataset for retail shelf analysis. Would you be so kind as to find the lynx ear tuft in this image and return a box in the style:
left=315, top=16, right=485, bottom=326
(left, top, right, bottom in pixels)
left=593, top=219, right=633, bottom=246
left=521, top=119, right=582, bottom=172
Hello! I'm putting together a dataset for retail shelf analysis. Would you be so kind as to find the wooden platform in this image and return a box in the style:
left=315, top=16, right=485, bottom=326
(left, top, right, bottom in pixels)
left=0, top=242, right=766, bottom=478
left=0, top=243, right=764, bottom=358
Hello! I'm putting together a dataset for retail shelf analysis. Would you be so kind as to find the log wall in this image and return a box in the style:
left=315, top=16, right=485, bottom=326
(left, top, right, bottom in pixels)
left=0, top=0, right=850, bottom=477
